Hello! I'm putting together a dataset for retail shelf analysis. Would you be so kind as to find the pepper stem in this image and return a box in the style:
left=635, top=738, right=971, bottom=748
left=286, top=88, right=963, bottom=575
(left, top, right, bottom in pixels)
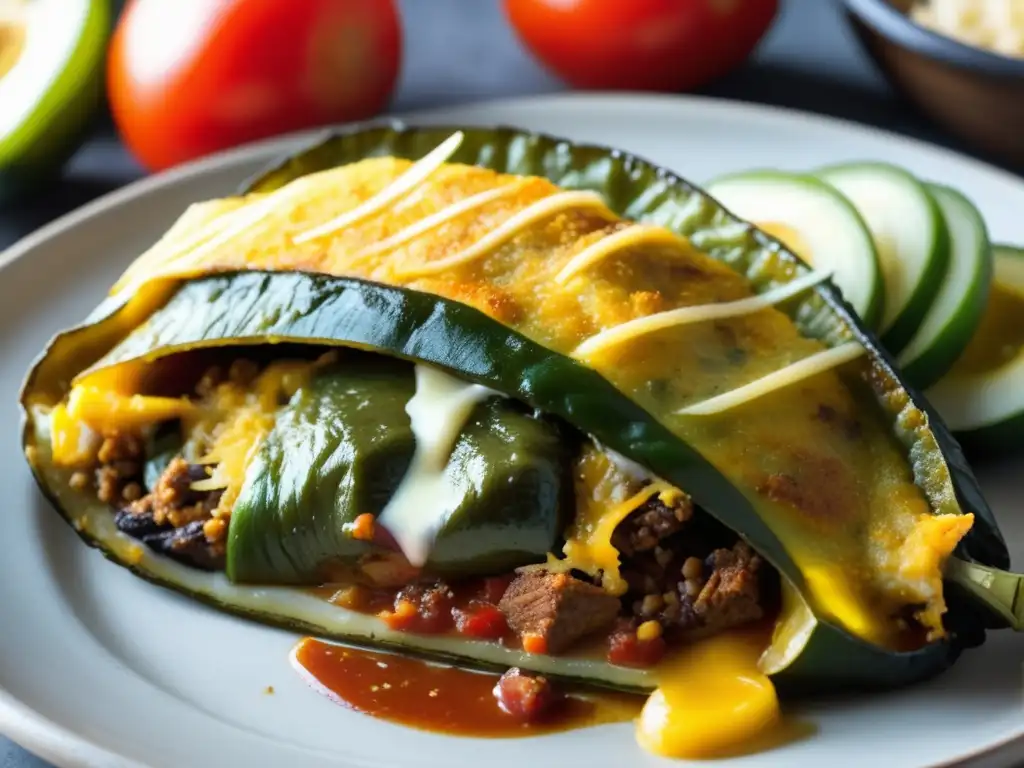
left=947, top=557, right=1024, bottom=631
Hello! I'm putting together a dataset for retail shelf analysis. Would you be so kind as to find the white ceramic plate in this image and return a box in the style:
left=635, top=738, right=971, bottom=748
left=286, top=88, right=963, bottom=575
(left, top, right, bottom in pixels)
left=2, top=93, right=1024, bottom=768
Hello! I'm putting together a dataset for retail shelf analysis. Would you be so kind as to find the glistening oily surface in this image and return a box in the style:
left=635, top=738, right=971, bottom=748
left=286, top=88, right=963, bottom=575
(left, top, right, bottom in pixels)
left=1, top=94, right=1024, bottom=768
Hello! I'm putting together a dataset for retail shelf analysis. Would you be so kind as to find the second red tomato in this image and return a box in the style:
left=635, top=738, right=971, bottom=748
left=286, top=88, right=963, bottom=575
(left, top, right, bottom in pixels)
left=108, top=0, right=402, bottom=172
left=504, top=0, right=779, bottom=92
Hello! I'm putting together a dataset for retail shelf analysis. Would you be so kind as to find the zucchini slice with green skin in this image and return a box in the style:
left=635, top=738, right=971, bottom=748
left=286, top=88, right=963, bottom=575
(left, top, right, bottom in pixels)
left=896, top=184, right=993, bottom=390
left=20, top=123, right=1021, bottom=698
left=816, top=162, right=951, bottom=354
left=704, top=170, right=884, bottom=330
left=926, top=245, right=1024, bottom=453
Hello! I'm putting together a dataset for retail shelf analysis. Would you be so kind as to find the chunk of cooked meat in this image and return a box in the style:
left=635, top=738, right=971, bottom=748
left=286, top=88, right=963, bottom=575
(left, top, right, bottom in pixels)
left=493, top=668, right=557, bottom=721
left=692, top=541, right=764, bottom=634
left=499, top=570, right=619, bottom=654
left=611, top=492, right=693, bottom=557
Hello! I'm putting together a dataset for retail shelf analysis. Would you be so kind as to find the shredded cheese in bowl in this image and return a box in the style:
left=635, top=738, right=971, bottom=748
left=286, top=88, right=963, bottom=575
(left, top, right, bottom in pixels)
left=911, top=0, right=1024, bottom=58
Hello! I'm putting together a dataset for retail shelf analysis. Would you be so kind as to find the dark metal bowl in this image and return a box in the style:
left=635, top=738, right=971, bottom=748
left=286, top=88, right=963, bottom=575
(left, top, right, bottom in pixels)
left=845, top=0, right=1024, bottom=165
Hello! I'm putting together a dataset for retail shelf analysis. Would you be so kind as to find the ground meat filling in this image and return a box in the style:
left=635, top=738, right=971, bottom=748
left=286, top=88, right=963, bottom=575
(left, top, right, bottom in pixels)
left=107, top=447, right=767, bottom=658
left=82, top=359, right=769, bottom=662
left=68, top=432, right=145, bottom=506
left=618, top=494, right=767, bottom=641
left=114, top=457, right=226, bottom=571
left=495, top=492, right=768, bottom=662
left=611, top=495, right=693, bottom=557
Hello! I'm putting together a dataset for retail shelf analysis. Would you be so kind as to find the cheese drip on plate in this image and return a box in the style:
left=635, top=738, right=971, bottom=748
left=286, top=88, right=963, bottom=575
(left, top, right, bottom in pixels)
left=375, top=364, right=497, bottom=567
left=638, top=628, right=781, bottom=758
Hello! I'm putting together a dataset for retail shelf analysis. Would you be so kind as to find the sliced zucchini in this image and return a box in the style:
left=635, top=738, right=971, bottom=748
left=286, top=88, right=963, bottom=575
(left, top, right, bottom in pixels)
left=926, top=245, right=1024, bottom=452
left=896, top=185, right=992, bottom=390
left=706, top=171, right=884, bottom=329
left=816, top=162, right=950, bottom=354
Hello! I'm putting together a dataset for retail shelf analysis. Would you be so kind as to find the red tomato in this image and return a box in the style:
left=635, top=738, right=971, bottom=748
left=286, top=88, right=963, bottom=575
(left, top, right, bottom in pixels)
left=108, top=0, right=402, bottom=172
left=504, top=0, right=778, bottom=92
left=606, top=627, right=666, bottom=667
left=453, top=603, right=509, bottom=640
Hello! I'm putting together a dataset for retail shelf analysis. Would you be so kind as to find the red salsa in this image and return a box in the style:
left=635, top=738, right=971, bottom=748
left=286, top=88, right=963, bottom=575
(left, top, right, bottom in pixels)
left=292, top=638, right=642, bottom=738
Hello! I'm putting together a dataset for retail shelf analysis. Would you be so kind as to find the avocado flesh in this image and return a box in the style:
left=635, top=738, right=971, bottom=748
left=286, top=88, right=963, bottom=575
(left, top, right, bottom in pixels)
left=0, top=0, right=109, bottom=205
left=0, top=11, right=25, bottom=82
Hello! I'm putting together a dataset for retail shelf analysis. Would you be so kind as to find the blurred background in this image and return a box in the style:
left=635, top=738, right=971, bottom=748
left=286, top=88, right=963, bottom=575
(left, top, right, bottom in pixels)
left=2, top=0, right=1024, bottom=763
left=3, top=0, right=1024, bottom=252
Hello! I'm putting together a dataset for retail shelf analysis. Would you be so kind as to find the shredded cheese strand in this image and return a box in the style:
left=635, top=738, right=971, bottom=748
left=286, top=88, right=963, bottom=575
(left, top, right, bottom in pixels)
left=111, top=199, right=250, bottom=294
left=554, top=224, right=684, bottom=284
left=574, top=270, right=833, bottom=359
left=392, top=190, right=613, bottom=278
left=677, top=342, right=865, bottom=416
left=165, top=181, right=315, bottom=272
left=353, top=180, right=530, bottom=259
left=293, top=132, right=465, bottom=244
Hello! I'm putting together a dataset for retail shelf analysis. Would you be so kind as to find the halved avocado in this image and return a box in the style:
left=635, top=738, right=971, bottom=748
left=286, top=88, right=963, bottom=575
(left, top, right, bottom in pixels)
left=0, top=0, right=110, bottom=204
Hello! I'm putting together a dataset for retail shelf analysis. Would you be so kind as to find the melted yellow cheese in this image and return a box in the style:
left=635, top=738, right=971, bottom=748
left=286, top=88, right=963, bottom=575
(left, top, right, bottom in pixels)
left=355, top=180, right=529, bottom=259
left=295, top=132, right=464, bottom=244
left=112, top=198, right=252, bottom=296
left=557, top=448, right=681, bottom=595
left=555, top=224, right=683, bottom=284
left=65, top=386, right=195, bottom=431
left=678, top=342, right=866, bottom=416
left=895, top=512, right=975, bottom=639
left=637, top=628, right=780, bottom=759
left=573, top=269, right=832, bottom=359
left=393, top=190, right=613, bottom=278
left=49, top=403, right=100, bottom=467
left=187, top=361, right=316, bottom=516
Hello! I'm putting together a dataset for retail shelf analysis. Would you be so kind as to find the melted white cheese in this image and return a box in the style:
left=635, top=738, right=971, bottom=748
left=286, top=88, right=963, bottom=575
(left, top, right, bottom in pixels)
left=554, top=224, right=682, bottom=284
left=354, top=180, right=529, bottom=259
left=393, top=190, right=612, bottom=278
left=573, top=270, right=833, bottom=359
left=677, top=342, right=865, bottom=416
left=293, top=132, right=465, bottom=244
left=376, top=364, right=496, bottom=566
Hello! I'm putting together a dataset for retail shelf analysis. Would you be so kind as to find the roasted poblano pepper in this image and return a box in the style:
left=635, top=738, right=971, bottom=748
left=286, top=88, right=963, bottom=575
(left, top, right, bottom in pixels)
left=20, top=123, right=1024, bottom=700
left=228, top=357, right=573, bottom=584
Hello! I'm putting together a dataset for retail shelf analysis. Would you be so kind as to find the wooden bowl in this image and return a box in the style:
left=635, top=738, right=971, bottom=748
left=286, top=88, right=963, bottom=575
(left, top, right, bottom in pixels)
left=844, top=0, right=1024, bottom=166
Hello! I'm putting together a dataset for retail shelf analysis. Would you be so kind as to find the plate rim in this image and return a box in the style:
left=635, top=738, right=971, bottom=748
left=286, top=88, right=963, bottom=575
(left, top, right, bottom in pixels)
left=3, top=90, right=1023, bottom=768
